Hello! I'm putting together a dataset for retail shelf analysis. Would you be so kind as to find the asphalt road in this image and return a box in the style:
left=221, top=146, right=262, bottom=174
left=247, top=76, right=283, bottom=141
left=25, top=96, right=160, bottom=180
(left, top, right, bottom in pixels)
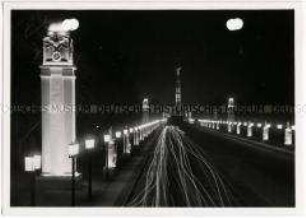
left=124, top=123, right=294, bottom=207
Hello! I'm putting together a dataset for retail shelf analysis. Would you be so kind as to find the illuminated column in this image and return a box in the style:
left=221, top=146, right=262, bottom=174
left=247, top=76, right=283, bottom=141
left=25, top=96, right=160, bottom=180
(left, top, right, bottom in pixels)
left=142, top=98, right=149, bottom=124
left=40, top=21, right=78, bottom=177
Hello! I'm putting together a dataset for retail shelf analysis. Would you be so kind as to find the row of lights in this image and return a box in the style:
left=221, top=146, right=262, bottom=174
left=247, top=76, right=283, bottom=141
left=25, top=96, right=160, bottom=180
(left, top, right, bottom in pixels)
left=193, top=118, right=294, bottom=146
left=196, top=119, right=295, bottom=131
left=23, top=118, right=167, bottom=206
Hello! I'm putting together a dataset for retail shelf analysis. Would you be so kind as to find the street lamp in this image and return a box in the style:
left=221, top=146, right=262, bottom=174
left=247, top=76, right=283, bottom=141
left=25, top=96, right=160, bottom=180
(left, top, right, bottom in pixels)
left=85, top=138, right=95, bottom=200
left=68, top=142, right=79, bottom=206
left=104, top=134, right=111, bottom=178
left=24, top=154, right=41, bottom=206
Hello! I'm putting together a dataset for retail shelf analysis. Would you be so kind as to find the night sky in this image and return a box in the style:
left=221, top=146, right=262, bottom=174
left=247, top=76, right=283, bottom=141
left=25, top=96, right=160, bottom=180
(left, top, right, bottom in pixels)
left=11, top=10, right=294, bottom=166
left=12, top=10, right=294, bottom=107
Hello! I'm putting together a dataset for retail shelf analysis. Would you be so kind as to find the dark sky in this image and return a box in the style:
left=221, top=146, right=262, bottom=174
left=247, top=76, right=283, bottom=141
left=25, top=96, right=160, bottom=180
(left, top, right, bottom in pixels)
left=12, top=10, right=294, bottom=107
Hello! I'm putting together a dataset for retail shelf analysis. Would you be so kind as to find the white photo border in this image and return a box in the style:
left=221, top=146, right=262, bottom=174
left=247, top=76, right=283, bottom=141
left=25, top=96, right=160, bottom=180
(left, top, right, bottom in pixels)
left=1, top=0, right=305, bottom=216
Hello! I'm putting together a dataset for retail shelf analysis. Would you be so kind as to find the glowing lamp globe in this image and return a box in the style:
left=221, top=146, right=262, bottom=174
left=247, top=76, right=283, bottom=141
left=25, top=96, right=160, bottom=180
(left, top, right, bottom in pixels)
left=85, top=138, right=95, bottom=150
left=25, top=156, right=34, bottom=172
left=115, top=131, right=122, bottom=139
left=104, top=134, right=111, bottom=143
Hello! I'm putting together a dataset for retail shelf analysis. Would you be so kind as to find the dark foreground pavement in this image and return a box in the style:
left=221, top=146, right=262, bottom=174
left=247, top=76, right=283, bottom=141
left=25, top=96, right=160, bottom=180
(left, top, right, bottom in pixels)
left=181, top=123, right=295, bottom=207
left=11, top=127, right=163, bottom=207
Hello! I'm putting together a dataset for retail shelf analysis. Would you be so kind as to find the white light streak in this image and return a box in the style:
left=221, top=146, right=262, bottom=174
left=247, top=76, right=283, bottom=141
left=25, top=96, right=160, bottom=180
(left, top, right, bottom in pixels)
left=127, top=125, right=234, bottom=206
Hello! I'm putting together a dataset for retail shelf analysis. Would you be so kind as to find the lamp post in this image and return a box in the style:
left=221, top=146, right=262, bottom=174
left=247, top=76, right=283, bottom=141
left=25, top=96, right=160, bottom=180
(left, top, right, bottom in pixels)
left=24, top=154, right=41, bottom=206
left=115, top=131, right=123, bottom=162
left=85, top=138, right=95, bottom=200
left=68, top=142, right=79, bottom=206
left=104, top=134, right=111, bottom=178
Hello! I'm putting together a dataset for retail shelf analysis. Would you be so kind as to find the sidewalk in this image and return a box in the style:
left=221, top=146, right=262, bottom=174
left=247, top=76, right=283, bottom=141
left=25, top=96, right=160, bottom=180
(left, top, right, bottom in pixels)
left=24, top=129, right=161, bottom=207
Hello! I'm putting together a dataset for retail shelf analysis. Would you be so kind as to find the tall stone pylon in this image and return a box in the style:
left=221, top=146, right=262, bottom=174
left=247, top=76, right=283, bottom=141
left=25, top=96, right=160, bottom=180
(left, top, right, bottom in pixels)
left=40, top=29, right=77, bottom=176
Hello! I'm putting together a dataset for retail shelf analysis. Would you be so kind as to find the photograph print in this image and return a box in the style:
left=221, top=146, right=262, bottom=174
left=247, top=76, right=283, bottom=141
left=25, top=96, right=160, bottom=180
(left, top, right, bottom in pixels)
left=9, top=9, right=294, bottom=207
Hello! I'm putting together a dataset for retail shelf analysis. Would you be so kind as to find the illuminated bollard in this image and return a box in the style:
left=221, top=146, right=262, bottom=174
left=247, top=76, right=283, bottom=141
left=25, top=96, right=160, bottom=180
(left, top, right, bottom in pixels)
left=140, top=127, right=144, bottom=141
left=247, top=123, right=254, bottom=137
left=104, top=134, right=117, bottom=173
left=115, top=131, right=123, bottom=162
left=216, top=122, right=220, bottom=130
left=129, top=128, right=134, bottom=148
left=228, top=122, right=232, bottom=133
left=284, top=123, right=293, bottom=146
left=133, top=128, right=139, bottom=146
left=263, top=124, right=270, bottom=141
left=107, top=139, right=117, bottom=168
left=123, top=129, right=131, bottom=154
left=236, top=122, right=241, bottom=135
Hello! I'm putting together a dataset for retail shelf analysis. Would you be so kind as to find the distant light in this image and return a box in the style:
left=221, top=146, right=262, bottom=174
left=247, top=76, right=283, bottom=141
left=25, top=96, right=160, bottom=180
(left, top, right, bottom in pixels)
left=265, top=124, right=271, bottom=128
left=129, top=128, right=134, bottom=133
left=188, top=118, right=195, bottom=124
left=104, top=134, right=111, bottom=143
left=291, top=125, right=295, bottom=130
left=85, top=139, right=95, bottom=149
left=226, top=18, right=244, bottom=31
left=115, top=131, right=122, bottom=138
left=257, top=123, right=262, bottom=128
left=123, top=129, right=128, bottom=135
left=277, top=124, right=283, bottom=130
left=243, top=122, right=248, bottom=126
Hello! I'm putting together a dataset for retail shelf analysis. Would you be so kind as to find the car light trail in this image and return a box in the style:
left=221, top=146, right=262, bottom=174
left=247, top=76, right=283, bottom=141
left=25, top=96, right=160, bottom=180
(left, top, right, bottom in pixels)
left=126, top=125, right=234, bottom=207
